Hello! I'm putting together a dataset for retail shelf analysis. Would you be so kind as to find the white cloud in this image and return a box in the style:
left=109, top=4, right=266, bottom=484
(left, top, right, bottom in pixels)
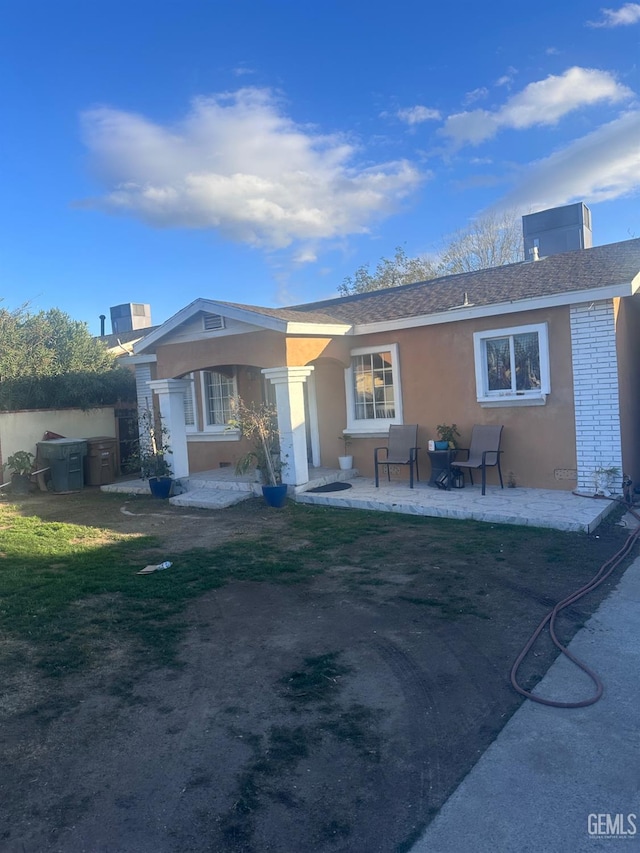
left=588, top=3, right=640, bottom=27
left=463, top=87, right=489, bottom=105
left=442, top=67, right=633, bottom=146
left=495, top=110, right=640, bottom=211
left=233, top=65, right=256, bottom=76
left=80, top=88, right=424, bottom=251
left=396, top=105, right=441, bottom=124
left=495, top=66, right=518, bottom=88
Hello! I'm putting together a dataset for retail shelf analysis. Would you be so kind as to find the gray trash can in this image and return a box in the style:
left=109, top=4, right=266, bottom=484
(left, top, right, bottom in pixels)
left=37, top=439, right=87, bottom=492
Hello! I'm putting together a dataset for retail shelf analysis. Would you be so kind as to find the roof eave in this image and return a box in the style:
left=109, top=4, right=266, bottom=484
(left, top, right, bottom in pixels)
left=352, top=280, right=639, bottom=336
left=285, top=321, right=353, bottom=335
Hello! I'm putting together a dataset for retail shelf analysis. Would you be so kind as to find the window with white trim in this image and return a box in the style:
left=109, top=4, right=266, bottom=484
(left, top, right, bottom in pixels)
left=473, top=323, right=550, bottom=406
left=201, top=369, right=237, bottom=430
left=345, top=344, right=403, bottom=432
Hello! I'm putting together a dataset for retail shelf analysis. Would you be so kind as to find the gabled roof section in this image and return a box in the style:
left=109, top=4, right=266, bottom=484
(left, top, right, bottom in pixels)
left=134, top=297, right=352, bottom=353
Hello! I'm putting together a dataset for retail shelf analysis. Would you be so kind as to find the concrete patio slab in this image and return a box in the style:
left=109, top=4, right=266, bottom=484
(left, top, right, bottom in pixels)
left=102, top=471, right=618, bottom=532
left=296, top=477, right=616, bottom=532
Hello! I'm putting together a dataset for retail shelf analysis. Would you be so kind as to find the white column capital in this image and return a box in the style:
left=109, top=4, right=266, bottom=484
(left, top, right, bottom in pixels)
left=262, top=366, right=314, bottom=385
left=148, top=378, right=191, bottom=395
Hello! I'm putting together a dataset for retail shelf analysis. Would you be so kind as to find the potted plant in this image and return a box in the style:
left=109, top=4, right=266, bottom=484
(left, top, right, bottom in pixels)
left=593, top=464, right=620, bottom=497
left=436, top=423, right=461, bottom=450
left=130, top=408, right=174, bottom=498
left=228, top=397, right=287, bottom=507
left=338, top=434, right=353, bottom=470
left=4, top=450, right=35, bottom=494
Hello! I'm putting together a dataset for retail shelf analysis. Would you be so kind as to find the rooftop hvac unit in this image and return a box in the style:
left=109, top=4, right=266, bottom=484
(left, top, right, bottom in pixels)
left=110, top=303, right=152, bottom=334
left=522, top=202, right=592, bottom=260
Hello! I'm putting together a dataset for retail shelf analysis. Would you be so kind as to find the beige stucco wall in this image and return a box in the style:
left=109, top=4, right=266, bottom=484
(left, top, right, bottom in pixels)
left=316, top=305, right=577, bottom=489
left=156, top=330, right=287, bottom=378
left=615, top=295, right=640, bottom=486
left=311, top=358, right=350, bottom=467
left=0, top=408, right=116, bottom=483
left=152, top=305, right=578, bottom=488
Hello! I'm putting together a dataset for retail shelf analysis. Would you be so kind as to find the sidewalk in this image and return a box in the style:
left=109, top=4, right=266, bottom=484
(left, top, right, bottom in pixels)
left=411, top=554, right=640, bottom=852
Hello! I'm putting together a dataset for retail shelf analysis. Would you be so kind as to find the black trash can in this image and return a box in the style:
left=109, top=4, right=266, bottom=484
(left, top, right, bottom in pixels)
left=84, top=436, right=118, bottom=485
left=37, top=439, right=87, bottom=492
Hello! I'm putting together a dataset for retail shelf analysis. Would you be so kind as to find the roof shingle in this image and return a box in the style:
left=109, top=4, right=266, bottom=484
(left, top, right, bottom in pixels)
left=218, top=238, right=640, bottom=327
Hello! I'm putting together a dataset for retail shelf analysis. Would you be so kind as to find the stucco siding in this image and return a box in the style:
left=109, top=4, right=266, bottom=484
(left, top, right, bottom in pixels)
left=342, top=306, right=577, bottom=489
left=155, top=330, right=287, bottom=378
left=150, top=304, right=579, bottom=489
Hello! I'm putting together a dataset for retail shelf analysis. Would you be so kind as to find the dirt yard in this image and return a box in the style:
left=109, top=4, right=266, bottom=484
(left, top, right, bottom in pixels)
left=0, top=489, right=630, bottom=852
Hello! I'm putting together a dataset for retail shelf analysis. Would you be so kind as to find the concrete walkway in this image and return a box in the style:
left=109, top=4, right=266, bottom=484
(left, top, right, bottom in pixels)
left=411, top=554, right=640, bottom=853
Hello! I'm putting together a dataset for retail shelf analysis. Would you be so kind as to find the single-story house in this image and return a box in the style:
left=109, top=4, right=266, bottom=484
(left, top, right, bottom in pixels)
left=130, top=229, right=640, bottom=495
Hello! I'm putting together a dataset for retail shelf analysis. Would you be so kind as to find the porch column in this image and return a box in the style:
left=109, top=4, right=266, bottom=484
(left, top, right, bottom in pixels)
left=262, top=366, right=314, bottom=487
left=147, top=378, right=191, bottom=479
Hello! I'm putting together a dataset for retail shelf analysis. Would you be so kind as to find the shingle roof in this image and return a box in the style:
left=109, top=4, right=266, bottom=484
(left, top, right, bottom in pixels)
left=98, top=326, right=161, bottom=349
left=219, top=238, right=640, bottom=327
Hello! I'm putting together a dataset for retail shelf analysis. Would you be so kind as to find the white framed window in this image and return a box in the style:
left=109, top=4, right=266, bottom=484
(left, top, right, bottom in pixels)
left=200, top=369, right=237, bottom=432
left=473, top=322, right=550, bottom=407
left=344, top=343, right=403, bottom=434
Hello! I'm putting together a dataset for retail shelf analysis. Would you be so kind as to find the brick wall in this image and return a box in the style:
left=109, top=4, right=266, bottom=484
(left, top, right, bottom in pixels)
left=570, top=300, right=623, bottom=493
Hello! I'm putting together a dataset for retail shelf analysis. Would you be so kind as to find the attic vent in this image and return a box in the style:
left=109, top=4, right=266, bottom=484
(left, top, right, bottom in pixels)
left=203, top=313, right=225, bottom=332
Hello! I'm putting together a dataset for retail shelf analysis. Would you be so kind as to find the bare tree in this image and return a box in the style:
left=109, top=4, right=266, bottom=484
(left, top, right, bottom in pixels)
left=437, top=210, right=523, bottom=275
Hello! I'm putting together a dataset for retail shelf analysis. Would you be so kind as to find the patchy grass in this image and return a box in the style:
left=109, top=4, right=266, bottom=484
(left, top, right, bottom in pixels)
left=0, top=497, right=629, bottom=680
left=0, top=492, right=634, bottom=852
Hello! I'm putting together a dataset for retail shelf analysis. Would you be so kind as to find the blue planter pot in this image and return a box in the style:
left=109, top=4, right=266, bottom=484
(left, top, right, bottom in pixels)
left=149, top=476, right=173, bottom=499
left=261, top=484, right=288, bottom=508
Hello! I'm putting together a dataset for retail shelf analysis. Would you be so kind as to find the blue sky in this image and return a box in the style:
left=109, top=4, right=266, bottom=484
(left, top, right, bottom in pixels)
left=1, top=1, right=639, bottom=335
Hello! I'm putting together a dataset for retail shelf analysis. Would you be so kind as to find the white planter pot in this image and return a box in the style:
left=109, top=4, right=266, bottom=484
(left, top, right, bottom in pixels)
left=338, top=455, right=353, bottom=470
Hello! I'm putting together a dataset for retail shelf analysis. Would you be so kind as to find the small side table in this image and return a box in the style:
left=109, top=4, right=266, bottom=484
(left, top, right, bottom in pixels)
left=427, top=449, right=457, bottom=489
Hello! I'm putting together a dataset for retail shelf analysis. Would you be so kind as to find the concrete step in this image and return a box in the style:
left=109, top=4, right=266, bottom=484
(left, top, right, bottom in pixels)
left=184, top=475, right=256, bottom=493
left=169, top=488, right=253, bottom=509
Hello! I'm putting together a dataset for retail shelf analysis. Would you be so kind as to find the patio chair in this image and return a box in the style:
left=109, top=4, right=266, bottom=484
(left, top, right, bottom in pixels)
left=455, top=424, right=504, bottom=495
left=374, top=424, right=420, bottom=489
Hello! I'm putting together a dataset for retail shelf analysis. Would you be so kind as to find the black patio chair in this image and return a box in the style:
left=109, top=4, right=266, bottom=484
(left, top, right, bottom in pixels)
left=455, top=424, right=504, bottom=495
left=374, top=424, right=420, bottom=489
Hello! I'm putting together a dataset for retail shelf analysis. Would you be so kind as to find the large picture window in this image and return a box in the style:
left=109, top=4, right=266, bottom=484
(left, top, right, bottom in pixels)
left=473, top=323, right=550, bottom=406
left=345, top=343, right=403, bottom=433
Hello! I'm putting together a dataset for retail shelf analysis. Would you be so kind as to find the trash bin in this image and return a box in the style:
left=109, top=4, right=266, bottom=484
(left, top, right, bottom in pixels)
left=37, top=439, right=87, bottom=492
left=84, top=436, right=118, bottom=485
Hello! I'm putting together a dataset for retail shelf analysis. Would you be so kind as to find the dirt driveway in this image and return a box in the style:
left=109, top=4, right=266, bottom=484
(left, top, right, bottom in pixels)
left=0, top=490, right=629, bottom=852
